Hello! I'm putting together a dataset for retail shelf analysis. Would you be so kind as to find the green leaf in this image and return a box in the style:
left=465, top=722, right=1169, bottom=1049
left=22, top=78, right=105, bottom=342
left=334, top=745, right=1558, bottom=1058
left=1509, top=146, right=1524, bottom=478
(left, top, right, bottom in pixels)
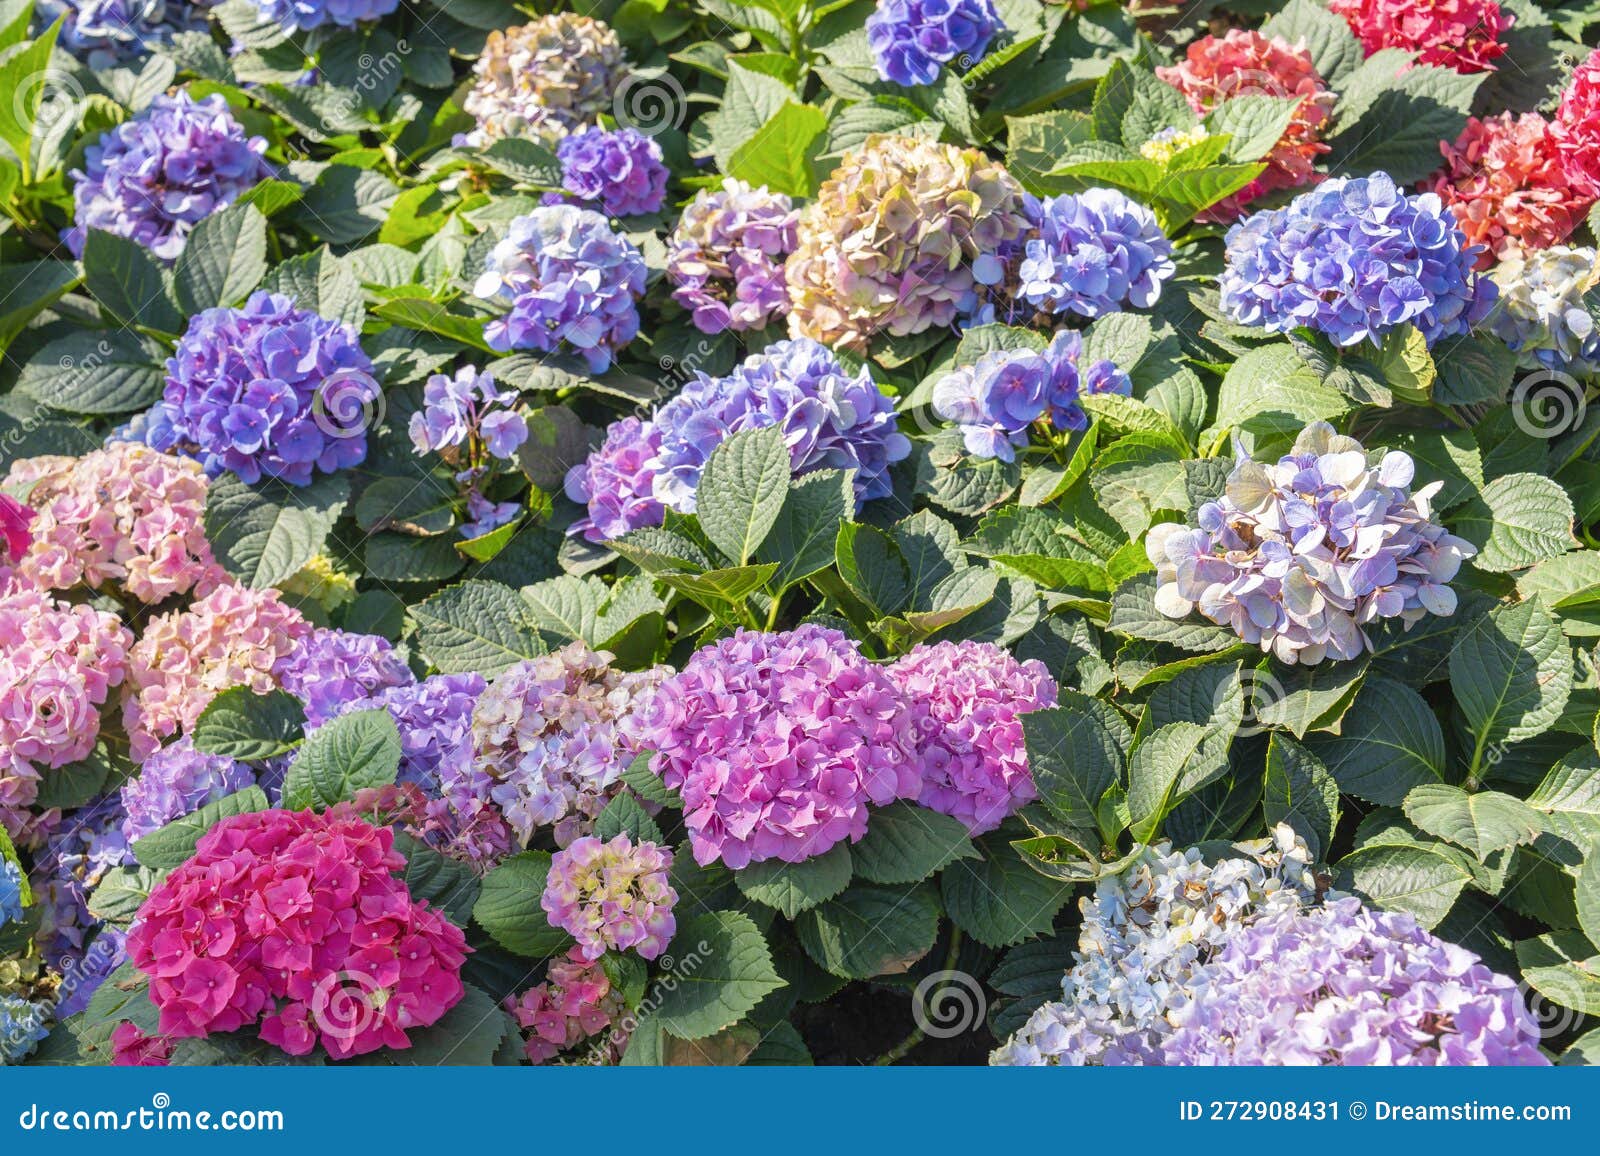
left=81, top=229, right=182, bottom=334
left=941, top=833, right=1073, bottom=947
left=1518, top=932, right=1600, bottom=1017
left=657, top=563, right=779, bottom=604
left=132, top=786, right=272, bottom=870
left=1578, top=854, right=1600, bottom=956
left=520, top=574, right=605, bottom=644
left=175, top=203, right=269, bottom=312
left=203, top=473, right=351, bottom=589
left=1260, top=0, right=1365, bottom=82
left=17, top=330, right=166, bottom=415
left=1303, top=676, right=1445, bottom=805
left=393, top=833, right=480, bottom=927
left=1263, top=733, right=1340, bottom=860
left=1404, top=784, right=1545, bottom=862
left=411, top=580, right=547, bottom=676
left=796, top=883, right=941, bottom=978
left=726, top=100, right=828, bottom=195
left=655, top=910, right=786, bottom=1039
left=0, top=16, right=62, bottom=168
left=377, top=985, right=512, bottom=1066
left=850, top=801, right=977, bottom=884
left=1023, top=697, right=1123, bottom=834
left=621, top=751, right=682, bottom=809
left=1451, top=596, right=1573, bottom=755
left=473, top=851, right=569, bottom=958
left=88, top=865, right=159, bottom=927
left=1338, top=842, right=1472, bottom=930
left=593, top=792, right=664, bottom=844
left=260, top=247, right=364, bottom=330
left=756, top=468, right=852, bottom=589
left=1126, top=721, right=1213, bottom=843
left=1203, top=95, right=1300, bottom=163
left=695, top=425, right=790, bottom=565
left=372, top=298, right=493, bottom=353
left=1454, top=473, right=1577, bottom=572
left=191, top=687, right=306, bottom=760
left=1327, top=63, right=1485, bottom=183
left=735, top=844, right=853, bottom=918
left=1108, top=572, right=1239, bottom=653
left=281, top=709, right=402, bottom=810
left=836, top=522, right=911, bottom=616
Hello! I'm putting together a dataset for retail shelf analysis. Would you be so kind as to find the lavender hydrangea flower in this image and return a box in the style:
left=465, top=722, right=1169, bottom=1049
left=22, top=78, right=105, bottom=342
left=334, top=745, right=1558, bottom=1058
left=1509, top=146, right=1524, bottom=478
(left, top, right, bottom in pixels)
left=67, top=92, right=270, bottom=262
left=246, top=0, right=397, bottom=30
left=551, top=127, right=668, bottom=219
left=119, top=737, right=254, bottom=845
left=666, top=180, right=798, bottom=334
left=43, top=0, right=212, bottom=68
left=274, top=628, right=415, bottom=728
left=0, top=857, right=23, bottom=926
left=932, top=330, right=1131, bottom=461
left=475, top=206, right=647, bottom=373
left=1163, top=897, right=1548, bottom=1065
left=460, top=491, right=521, bottom=539
left=336, top=673, right=485, bottom=794
left=145, top=291, right=382, bottom=486
left=866, top=0, right=1003, bottom=87
left=409, top=367, right=529, bottom=463
left=1220, top=172, right=1496, bottom=348
left=1489, top=246, right=1600, bottom=373
left=1015, top=189, right=1176, bottom=318
left=650, top=338, right=911, bottom=514
left=563, top=416, right=664, bottom=543
left=1146, top=422, right=1478, bottom=665
left=32, top=806, right=129, bottom=967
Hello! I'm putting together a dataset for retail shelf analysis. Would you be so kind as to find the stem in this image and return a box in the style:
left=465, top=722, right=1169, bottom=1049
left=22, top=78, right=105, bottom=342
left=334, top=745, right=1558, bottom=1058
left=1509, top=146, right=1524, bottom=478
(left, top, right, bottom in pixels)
left=872, top=927, right=965, bottom=1066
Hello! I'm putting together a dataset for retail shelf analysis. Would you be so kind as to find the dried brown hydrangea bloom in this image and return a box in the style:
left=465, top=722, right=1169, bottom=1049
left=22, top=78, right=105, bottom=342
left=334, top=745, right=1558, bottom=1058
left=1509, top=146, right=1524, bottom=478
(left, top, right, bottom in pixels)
left=462, top=14, right=629, bottom=147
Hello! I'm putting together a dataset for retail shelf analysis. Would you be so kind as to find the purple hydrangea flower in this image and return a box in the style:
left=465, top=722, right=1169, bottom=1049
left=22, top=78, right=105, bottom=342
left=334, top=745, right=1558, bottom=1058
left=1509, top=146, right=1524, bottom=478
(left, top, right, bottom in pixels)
left=1220, top=172, right=1496, bottom=348
left=67, top=92, right=270, bottom=262
left=409, top=366, right=529, bottom=463
left=335, top=673, right=485, bottom=794
left=146, top=291, right=382, bottom=486
left=932, top=330, right=1131, bottom=461
left=550, top=127, right=668, bottom=219
left=475, top=206, right=647, bottom=373
left=119, top=737, right=254, bottom=845
left=43, top=0, right=213, bottom=69
left=542, top=833, right=677, bottom=963
left=0, top=857, right=23, bottom=926
left=666, top=180, right=798, bottom=334
left=1163, top=897, right=1548, bottom=1065
left=650, top=338, right=911, bottom=514
left=247, top=0, right=397, bottom=30
left=866, top=0, right=1003, bottom=87
left=1147, top=422, right=1478, bottom=664
left=1015, top=189, right=1176, bottom=318
left=274, top=627, right=415, bottom=728
left=50, top=926, right=127, bottom=1020
left=32, top=804, right=129, bottom=967
left=564, top=416, right=665, bottom=543
left=460, top=490, right=522, bottom=539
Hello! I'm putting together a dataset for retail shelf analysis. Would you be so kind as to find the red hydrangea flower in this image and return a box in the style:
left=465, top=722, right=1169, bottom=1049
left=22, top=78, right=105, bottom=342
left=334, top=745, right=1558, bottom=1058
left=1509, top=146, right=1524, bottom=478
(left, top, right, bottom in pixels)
left=1328, top=0, right=1513, bottom=73
left=126, top=807, right=468, bottom=1061
left=1553, top=47, right=1600, bottom=201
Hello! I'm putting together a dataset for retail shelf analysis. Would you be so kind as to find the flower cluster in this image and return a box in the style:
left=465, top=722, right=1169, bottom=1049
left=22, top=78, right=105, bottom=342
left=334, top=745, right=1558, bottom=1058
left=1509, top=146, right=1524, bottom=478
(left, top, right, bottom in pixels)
left=0, top=997, right=48, bottom=1064
left=865, top=0, right=1003, bottom=87
left=337, top=674, right=485, bottom=794
left=5, top=443, right=223, bottom=604
left=931, top=330, right=1131, bottom=461
left=1139, top=126, right=1211, bottom=165
left=409, top=367, right=528, bottom=464
left=1007, top=189, right=1175, bottom=320
left=147, top=291, right=381, bottom=487
left=666, top=180, right=799, bottom=334
left=1163, top=897, right=1547, bottom=1064
left=120, top=738, right=254, bottom=845
left=648, top=339, right=911, bottom=514
left=1220, top=172, right=1494, bottom=348
left=887, top=642, right=1056, bottom=835
left=1552, top=48, right=1600, bottom=201
left=247, top=0, right=397, bottom=30
left=461, top=15, right=629, bottom=147
left=786, top=134, right=1029, bottom=350
left=1490, top=246, right=1600, bottom=372
left=123, top=584, right=311, bottom=758
left=563, top=417, right=664, bottom=543
left=1156, top=30, right=1334, bottom=218
left=642, top=626, right=923, bottom=868
left=1428, top=113, right=1594, bottom=268
left=274, top=628, right=415, bottom=729
left=44, top=0, right=211, bottom=69
left=126, top=808, right=468, bottom=1059
left=111, top=1022, right=174, bottom=1066
left=66, top=92, right=269, bottom=262
left=33, top=809, right=129, bottom=963
left=507, top=948, right=627, bottom=1064
left=1147, top=422, right=1478, bottom=664
left=475, top=206, right=647, bottom=373
left=552, top=127, right=668, bottom=219
left=1328, top=0, right=1513, bottom=73
left=542, top=834, right=677, bottom=962
left=462, top=644, right=664, bottom=849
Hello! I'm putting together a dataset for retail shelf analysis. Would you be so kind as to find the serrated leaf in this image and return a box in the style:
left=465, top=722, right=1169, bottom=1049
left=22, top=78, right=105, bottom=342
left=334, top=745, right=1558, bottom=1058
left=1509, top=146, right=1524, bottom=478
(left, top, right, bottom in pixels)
left=696, top=426, right=790, bottom=565
left=1126, top=721, right=1213, bottom=843
left=1338, top=842, right=1472, bottom=930
left=655, top=910, right=785, bottom=1039
left=1455, top=473, right=1577, bottom=572
left=1404, top=784, right=1544, bottom=862
left=756, top=468, right=852, bottom=589
left=796, top=883, right=941, bottom=978
left=411, top=580, right=546, bottom=675
left=734, top=844, right=853, bottom=918
left=941, top=834, right=1073, bottom=947
left=1451, top=596, right=1573, bottom=757
left=1023, top=698, right=1123, bottom=834
left=1304, top=676, right=1445, bottom=805
left=1263, top=733, right=1340, bottom=860
left=132, top=787, right=272, bottom=870
left=473, top=851, right=569, bottom=958
left=282, top=709, right=401, bottom=810
left=191, top=687, right=305, bottom=760
left=203, top=473, right=350, bottom=590
left=850, top=801, right=977, bottom=884
left=175, top=203, right=268, bottom=312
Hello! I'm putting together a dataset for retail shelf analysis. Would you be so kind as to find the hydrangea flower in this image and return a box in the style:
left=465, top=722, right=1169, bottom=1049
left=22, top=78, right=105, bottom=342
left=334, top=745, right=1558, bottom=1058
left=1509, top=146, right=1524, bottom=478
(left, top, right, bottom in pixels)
left=246, top=0, right=397, bottom=30
left=462, top=15, right=629, bottom=147
left=0, top=858, right=24, bottom=927
left=0, top=495, right=30, bottom=573
left=640, top=626, right=922, bottom=868
left=0, top=997, right=48, bottom=1064
left=1428, top=113, right=1593, bottom=268
left=126, top=807, right=468, bottom=1059
left=1014, top=189, right=1176, bottom=318
left=66, top=92, right=269, bottom=262
left=648, top=338, right=911, bottom=514
left=542, top=833, right=677, bottom=963
left=120, top=738, right=254, bottom=845
left=1329, top=0, right=1513, bottom=73
left=111, top=1021, right=174, bottom=1066
left=1146, top=422, right=1478, bottom=665
left=409, top=366, right=528, bottom=463
left=353, top=782, right=515, bottom=871
left=4, top=443, right=223, bottom=603
left=43, top=0, right=211, bottom=69
left=1553, top=47, right=1600, bottom=200
left=123, top=584, right=312, bottom=759
left=931, top=330, right=1131, bottom=461
left=1163, top=897, right=1547, bottom=1065
left=787, top=134, right=1029, bottom=351
left=279, top=554, right=358, bottom=614
left=1219, top=172, right=1495, bottom=348
left=274, top=628, right=415, bottom=729
left=507, top=948, right=627, bottom=1064
left=551, top=127, right=668, bottom=218
left=1490, top=246, right=1600, bottom=372
left=667, top=180, right=799, bottom=335
left=1156, top=30, right=1334, bottom=219
left=475, top=206, right=647, bottom=373
left=1138, top=126, right=1212, bottom=165
left=866, top=0, right=1003, bottom=87
left=147, top=291, right=382, bottom=486
left=33, top=807, right=130, bottom=964
left=336, top=674, right=485, bottom=794
left=463, top=644, right=665, bottom=849
left=564, top=417, right=664, bottom=543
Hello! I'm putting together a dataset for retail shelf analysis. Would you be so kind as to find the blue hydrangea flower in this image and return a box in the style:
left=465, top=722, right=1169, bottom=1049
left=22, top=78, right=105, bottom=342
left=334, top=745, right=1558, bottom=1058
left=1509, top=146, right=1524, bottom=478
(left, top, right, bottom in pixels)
left=409, top=366, right=529, bottom=463
left=650, top=338, right=912, bottom=513
left=0, top=858, right=23, bottom=927
left=1220, top=172, right=1496, bottom=348
left=146, top=291, right=382, bottom=486
left=119, top=737, right=254, bottom=845
left=0, top=997, right=49, bottom=1065
left=333, top=673, right=485, bottom=793
left=866, top=0, right=1003, bottom=87
left=551, top=127, right=669, bottom=219
left=1015, top=189, right=1176, bottom=318
left=274, top=627, right=415, bottom=729
left=932, top=330, right=1131, bottom=461
left=32, top=805, right=129, bottom=968
left=247, top=0, right=396, bottom=30
left=475, top=205, right=648, bottom=373
left=42, top=0, right=212, bottom=68
left=67, top=92, right=270, bottom=263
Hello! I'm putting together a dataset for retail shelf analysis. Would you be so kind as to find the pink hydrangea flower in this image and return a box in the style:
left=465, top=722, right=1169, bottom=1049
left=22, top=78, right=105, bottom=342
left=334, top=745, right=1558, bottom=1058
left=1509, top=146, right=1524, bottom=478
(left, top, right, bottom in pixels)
left=111, top=1021, right=174, bottom=1066
left=0, top=493, right=33, bottom=567
left=1329, top=0, right=1513, bottom=73
left=125, top=807, right=469, bottom=1060
left=542, top=833, right=676, bottom=963
left=506, top=948, right=626, bottom=1064
left=122, top=584, right=312, bottom=759
left=640, top=626, right=923, bottom=868
left=887, top=640, right=1058, bottom=835
left=1552, top=47, right=1600, bottom=201
left=5, top=443, right=224, bottom=603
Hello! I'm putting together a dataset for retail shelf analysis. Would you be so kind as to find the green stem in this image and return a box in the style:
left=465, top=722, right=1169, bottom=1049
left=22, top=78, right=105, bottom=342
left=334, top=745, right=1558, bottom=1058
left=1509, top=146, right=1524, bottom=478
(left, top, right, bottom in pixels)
left=872, top=927, right=965, bottom=1066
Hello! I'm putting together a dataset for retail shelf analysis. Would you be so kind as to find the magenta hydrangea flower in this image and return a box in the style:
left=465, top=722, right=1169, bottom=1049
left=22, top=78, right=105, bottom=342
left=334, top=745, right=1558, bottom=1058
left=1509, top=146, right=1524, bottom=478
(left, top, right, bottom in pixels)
left=111, top=1021, right=174, bottom=1066
left=273, top=627, right=415, bottom=729
left=666, top=180, right=799, bottom=334
left=119, top=737, right=254, bottom=845
left=542, top=833, right=677, bottom=963
left=640, top=626, right=923, bottom=868
left=563, top=416, right=665, bottom=543
left=506, top=948, right=627, bottom=1064
left=550, top=127, right=669, bottom=218
left=887, top=640, right=1057, bottom=835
